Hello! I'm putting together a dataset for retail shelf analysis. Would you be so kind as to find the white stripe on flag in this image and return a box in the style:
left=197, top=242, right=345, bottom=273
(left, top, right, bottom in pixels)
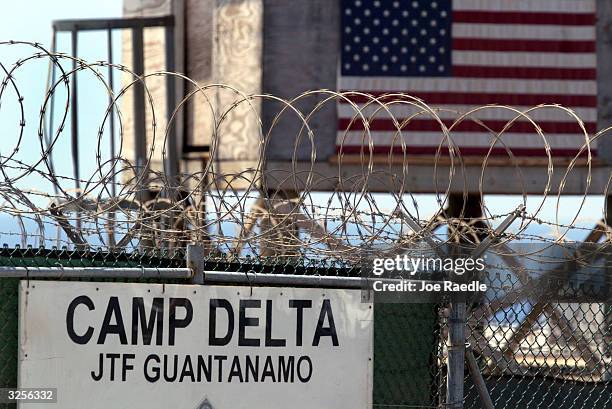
left=453, top=0, right=595, bottom=13
left=452, top=51, right=596, bottom=68
left=337, top=131, right=595, bottom=149
left=337, top=104, right=597, bottom=123
left=337, top=77, right=597, bottom=95
left=452, top=23, right=596, bottom=41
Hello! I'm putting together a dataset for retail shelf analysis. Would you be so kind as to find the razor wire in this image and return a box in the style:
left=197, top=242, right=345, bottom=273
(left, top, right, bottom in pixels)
left=0, top=41, right=609, bottom=259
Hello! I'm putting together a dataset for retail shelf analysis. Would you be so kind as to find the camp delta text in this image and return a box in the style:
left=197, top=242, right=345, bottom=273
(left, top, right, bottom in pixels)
left=65, top=295, right=340, bottom=384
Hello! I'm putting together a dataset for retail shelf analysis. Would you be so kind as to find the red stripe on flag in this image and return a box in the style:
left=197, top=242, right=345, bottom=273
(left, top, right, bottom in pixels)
left=453, top=11, right=596, bottom=26
left=336, top=145, right=594, bottom=157
left=452, top=66, right=596, bottom=80
left=452, top=38, right=596, bottom=53
left=342, top=92, right=597, bottom=108
left=338, top=118, right=597, bottom=134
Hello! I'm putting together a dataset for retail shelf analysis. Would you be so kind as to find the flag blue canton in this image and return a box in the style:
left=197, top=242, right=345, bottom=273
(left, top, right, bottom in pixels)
left=341, top=0, right=452, bottom=77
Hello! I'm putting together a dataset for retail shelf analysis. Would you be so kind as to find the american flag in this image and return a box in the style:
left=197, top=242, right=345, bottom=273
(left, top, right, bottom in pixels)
left=338, top=0, right=597, bottom=157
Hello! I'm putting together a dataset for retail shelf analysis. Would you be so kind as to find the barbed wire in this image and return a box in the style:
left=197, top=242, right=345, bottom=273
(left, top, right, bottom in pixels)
left=0, top=41, right=609, bottom=405
left=0, top=41, right=610, bottom=263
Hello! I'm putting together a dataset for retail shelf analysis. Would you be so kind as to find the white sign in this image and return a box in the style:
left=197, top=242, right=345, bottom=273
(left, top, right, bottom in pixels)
left=18, top=280, right=373, bottom=409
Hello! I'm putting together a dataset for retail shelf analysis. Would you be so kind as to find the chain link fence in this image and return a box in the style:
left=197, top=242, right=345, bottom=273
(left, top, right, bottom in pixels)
left=463, top=272, right=611, bottom=409
left=0, top=246, right=609, bottom=408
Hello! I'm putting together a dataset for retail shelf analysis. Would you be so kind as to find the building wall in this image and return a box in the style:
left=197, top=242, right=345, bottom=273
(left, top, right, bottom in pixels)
left=596, top=0, right=612, bottom=163
left=120, top=0, right=612, bottom=194
left=122, top=0, right=264, bottom=174
left=261, top=0, right=340, bottom=162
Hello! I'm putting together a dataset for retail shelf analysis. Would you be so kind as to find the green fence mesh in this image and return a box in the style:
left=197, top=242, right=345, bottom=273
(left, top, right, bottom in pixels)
left=0, top=278, right=18, bottom=400
left=373, top=303, right=440, bottom=408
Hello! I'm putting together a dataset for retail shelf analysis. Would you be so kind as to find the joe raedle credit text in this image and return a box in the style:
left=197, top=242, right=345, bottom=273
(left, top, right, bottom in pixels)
left=369, top=255, right=488, bottom=294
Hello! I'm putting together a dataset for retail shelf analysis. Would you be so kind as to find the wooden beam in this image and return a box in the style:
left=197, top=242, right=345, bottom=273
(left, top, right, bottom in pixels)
left=264, top=160, right=611, bottom=194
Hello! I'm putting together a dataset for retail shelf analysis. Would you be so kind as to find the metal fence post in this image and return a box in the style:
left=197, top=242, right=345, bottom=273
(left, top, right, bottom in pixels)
left=466, top=347, right=495, bottom=409
left=132, top=23, right=147, bottom=199
left=446, top=302, right=466, bottom=409
left=446, top=301, right=466, bottom=409
left=446, top=205, right=524, bottom=408
left=187, top=244, right=204, bottom=284
left=164, top=19, right=179, bottom=184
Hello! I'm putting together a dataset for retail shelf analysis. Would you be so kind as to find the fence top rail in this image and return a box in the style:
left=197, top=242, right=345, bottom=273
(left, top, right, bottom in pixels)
left=0, top=265, right=447, bottom=292
left=0, top=266, right=191, bottom=279
left=52, top=16, right=174, bottom=32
